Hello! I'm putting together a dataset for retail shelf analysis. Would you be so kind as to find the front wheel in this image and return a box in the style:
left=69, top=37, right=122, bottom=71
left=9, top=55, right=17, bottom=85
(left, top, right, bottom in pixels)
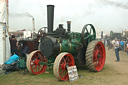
left=26, top=50, right=47, bottom=74
left=86, top=40, right=106, bottom=71
left=53, top=52, right=75, bottom=81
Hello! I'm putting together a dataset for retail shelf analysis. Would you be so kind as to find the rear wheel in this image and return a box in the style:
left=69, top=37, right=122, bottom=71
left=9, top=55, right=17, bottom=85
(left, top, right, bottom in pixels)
left=86, top=40, right=106, bottom=71
left=53, top=52, right=75, bottom=81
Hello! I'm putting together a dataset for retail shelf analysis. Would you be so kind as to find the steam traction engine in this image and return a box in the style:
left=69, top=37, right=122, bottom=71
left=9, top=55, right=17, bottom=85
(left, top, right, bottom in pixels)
left=26, top=5, right=106, bottom=81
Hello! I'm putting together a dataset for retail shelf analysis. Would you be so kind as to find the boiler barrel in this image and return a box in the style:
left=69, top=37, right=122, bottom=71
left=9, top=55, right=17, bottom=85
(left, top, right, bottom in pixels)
left=39, top=37, right=78, bottom=58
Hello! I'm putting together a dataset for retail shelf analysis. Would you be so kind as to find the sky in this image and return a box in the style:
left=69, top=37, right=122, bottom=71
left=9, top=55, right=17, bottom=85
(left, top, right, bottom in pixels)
left=9, top=0, right=128, bottom=34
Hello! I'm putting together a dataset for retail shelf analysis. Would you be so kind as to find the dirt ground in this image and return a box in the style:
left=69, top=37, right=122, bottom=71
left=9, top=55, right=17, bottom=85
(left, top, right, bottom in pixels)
left=0, top=47, right=128, bottom=85
left=100, top=48, right=128, bottom=85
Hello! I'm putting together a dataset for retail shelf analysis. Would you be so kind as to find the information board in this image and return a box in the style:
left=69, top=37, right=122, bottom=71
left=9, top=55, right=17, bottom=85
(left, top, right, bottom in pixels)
left=67, top=65, right=79, bottom=82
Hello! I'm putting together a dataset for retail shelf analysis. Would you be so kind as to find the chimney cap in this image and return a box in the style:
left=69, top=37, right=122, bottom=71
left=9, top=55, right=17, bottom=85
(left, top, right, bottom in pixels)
left=47, top=5, right=54, bottom=7
left=67, top=21, right=71, bottom=23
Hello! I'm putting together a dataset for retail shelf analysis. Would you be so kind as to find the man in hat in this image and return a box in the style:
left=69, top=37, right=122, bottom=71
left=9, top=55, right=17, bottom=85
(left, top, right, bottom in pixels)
left=114, top=38, right=120, bottom=61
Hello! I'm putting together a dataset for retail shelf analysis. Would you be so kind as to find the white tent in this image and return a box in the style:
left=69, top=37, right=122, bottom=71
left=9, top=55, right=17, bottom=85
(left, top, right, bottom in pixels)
left=0, top=0, right=11, bottom=65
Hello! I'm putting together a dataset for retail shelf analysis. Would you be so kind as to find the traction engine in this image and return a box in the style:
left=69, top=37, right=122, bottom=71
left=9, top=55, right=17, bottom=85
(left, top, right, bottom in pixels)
left=26, top=5, right=106, bottom=81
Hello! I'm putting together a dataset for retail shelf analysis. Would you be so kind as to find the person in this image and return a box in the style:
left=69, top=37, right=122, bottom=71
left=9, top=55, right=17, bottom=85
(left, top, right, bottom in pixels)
left=110, top=40, right=113, bottom=49
left=10, top=35, right=18, bottom=55
left=125, top=41, right=128, bottom=55
left=126, top=43, right=128, bottom=55
left=107, top=39, right=110, bottom=50
left=112, top=39, right=115, bottom=51
left=120, top=40, right=124, bottom=51
left=114, top=38, right=120, bottom=62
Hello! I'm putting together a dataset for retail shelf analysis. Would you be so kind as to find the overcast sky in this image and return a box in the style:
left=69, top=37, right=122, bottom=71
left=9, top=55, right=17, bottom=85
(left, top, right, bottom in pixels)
left=9, top=0, right=128, bottom=34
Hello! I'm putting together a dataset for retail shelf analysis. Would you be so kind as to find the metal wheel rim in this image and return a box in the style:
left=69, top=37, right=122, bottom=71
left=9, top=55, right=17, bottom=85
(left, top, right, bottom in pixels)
left=86, top=40, right=106, bottom=72
left=27, top=50, right=47, bottom=75
left=93, top=41, right=105, bottom=71
left=53, top=52, right=75, bottom=81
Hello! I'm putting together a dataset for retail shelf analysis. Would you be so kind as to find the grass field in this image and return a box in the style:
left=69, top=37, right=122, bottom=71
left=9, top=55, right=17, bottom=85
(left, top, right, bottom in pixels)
left=0, top=49, right=128, bottom=85
left=0, top=65, right=111, bottom=85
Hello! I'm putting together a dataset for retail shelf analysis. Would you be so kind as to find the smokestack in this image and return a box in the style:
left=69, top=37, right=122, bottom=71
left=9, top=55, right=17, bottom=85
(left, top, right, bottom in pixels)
left=32, top=18, right=35, bottom=32
left=67, top=21, right=71, bottom=33
left=47, top=5, right=54, bottom=33
left=101, top=31, right=103, bottom=39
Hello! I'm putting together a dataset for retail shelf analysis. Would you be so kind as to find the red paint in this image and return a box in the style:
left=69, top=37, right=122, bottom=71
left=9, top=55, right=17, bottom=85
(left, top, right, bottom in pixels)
left=58, top=53, right=75, bottom=80
left=93, top=41, right=106, bottom=71
left=30, top=51, right=47, bottom=74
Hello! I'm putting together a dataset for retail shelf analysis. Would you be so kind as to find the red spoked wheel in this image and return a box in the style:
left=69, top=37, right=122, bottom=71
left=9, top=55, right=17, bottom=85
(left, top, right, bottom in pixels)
left=86, top=40, right=106, bottom=71
left=53, top=52, right=75, bottom=81
left=27, top=50, right=47, bottom=74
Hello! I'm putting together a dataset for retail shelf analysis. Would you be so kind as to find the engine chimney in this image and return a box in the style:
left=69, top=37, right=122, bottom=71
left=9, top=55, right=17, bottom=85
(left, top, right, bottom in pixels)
left=47, top=5, right=54, bottom=33
left=67, top=21, right=71, bottom=33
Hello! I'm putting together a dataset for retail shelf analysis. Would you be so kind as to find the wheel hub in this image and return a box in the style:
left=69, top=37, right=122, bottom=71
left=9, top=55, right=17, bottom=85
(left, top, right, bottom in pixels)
left=61, top=63, right=66, bottom=69
left=34, top=60, right=40, bottom=65
left=95, top=50, right=100, bottom=59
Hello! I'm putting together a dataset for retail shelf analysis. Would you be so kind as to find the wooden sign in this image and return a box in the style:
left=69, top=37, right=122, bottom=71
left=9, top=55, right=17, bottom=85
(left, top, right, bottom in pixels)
left=67, top=65, right=79, bottom=82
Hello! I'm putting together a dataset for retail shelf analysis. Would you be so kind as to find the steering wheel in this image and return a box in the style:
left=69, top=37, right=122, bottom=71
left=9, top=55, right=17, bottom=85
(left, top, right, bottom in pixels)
left=81, top=24, right=96, bottom=46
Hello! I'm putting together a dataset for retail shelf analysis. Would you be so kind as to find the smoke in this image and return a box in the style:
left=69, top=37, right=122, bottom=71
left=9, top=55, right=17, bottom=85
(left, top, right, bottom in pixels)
left=98, top=0, right=128, bottom=9
left=9, top=12, right=33, bottom=18
left=8, top=0, right=128, bottom=34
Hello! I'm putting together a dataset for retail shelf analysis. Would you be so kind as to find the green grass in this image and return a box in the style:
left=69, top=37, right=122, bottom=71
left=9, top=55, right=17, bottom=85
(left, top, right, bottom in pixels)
left=0, top=65, right=119, bottom=85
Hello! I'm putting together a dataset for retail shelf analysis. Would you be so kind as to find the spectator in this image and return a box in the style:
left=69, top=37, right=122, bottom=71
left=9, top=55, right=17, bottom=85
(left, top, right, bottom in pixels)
left=120, top=40, right=124, bottom=51
left=107, top=39, right=110, bottom=50
left=114, top=38, right=120, bottom=62
left=10, top=35, right=18, bottom=55
left=110, top=40, right=113, bottom=49
left=112, top=39, right=115, bottom=51
left=126, top=43, right=128, bottom=55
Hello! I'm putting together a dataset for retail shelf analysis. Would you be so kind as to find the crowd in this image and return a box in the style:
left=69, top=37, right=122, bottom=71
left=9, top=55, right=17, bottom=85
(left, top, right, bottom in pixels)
left=102, top=38, right=128, bottom=62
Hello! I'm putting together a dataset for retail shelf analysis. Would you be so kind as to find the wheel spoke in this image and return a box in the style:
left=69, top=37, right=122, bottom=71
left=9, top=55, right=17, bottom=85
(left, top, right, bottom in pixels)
left=66, top=56, right=71, bottom=64
left=93, top=54, right=97, bottom=59
left=39, top=65, right=43, bottom=68
left=27, top=50, right=47, bottom=75
left=53, top=53, right=75, bottom=80
left=86, top=40, right=105, bottom=72
left=62, top=57, right=66, bottom=63
left=36, top=54, right=39, bottom=59
left=59, top=67, right=62, bottom=71
left=86, top=28, right=89, bottom=33
left=32, top=56, right=36, bottom=60
left=59, top=69, right=65, bottom=75
left=31, top=64, right=34, bottom=67
left=32, top=65, right=37, bottom=70
left=36, top=66, right=37, bottom=72
left=98, top=46, right=102, bottom=50
left=98, top=62, right=103, bottom=68
left=60, top=60, right=65, bottom=66
left=65, top=56, right=68, bottom=63
left=38, top=66, right=40, bottom=72
left=34, top=55, right=37, bottom=59
left=93, top=58, right=98, bottom=62
left=38, top=53, right=41, bottom=59
left=90, top=27, right=92, bottom=34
